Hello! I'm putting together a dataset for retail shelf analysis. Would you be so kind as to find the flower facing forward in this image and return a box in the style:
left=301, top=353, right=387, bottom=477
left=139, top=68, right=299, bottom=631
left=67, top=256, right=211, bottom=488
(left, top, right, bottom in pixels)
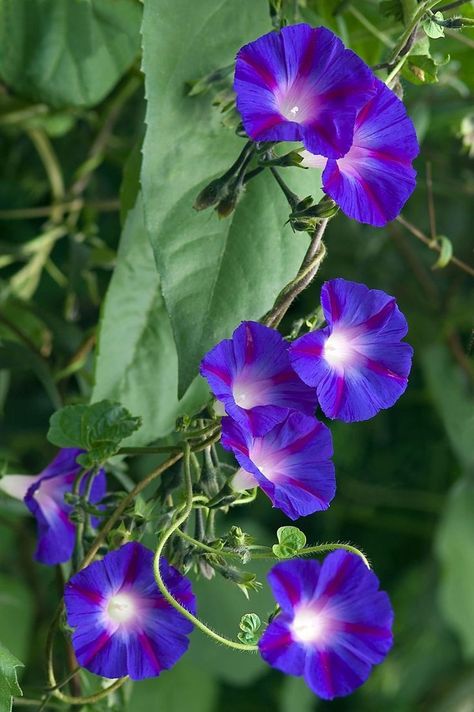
left=64, top=542, right=196, bottom=680
left=200, top=321, right=317, bottom=436
left=289, top=279, right=413, bottom=422
left=0, top=448, right=106, bottom=565
left=221, top=410, right=335, bottom=520
left=300, top=78, right=419, bottom=226
left=234, top=24, right=375, bottom=158
left=259, top=552, right=393, bottom=699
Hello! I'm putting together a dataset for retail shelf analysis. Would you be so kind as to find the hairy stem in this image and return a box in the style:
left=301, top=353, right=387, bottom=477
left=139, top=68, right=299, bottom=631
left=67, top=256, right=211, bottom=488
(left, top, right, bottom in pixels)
left=153, top=444, right=258, bottom=652
left=262, top=219, right=329, bottom=328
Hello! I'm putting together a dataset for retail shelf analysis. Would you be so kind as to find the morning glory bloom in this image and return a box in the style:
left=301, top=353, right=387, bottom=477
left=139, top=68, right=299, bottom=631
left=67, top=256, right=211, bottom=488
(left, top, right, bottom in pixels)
left=221, top=410, right=335, bottom=520
left=234, top=24, right=375, bottom=158
left=200, top=321, right=317, bottom=436
left=0, top=448, right=105, bottom=565
left=64, top=542, right=196, bottom=680
left=300, top=78, right=419, bottom=226
left=289, top=279, right=413, bottom=422
left=259, top=552, right=393, bottom=699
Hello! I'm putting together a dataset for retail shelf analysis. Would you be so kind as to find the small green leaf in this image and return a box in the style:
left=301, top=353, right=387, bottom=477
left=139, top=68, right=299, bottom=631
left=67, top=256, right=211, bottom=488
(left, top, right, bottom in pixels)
left=47, top=400, right=142, bottom=466
left=272, top=526, right=307, bottom=558
left=0, top=643, right=23, bottom=712
left=238, top=613, right=262, bottom=644
left=432, top=235, right=453, bottom=269
left=402, top=54, right=450, bottom=85
left=423, top=12, right=445, bottom=39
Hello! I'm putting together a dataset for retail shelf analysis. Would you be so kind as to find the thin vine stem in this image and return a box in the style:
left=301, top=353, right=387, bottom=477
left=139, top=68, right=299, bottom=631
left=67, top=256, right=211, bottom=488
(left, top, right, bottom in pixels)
left=153, top=444, right=258, bottom=653
left=387, top=0, right=446, bottom=64
left=262, top=219, right=329, bottom=328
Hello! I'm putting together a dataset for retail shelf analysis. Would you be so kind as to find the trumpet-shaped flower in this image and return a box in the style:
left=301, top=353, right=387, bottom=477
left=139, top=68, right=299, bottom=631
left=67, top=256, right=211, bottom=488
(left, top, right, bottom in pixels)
left=64, top=542, right=196, bottom=680
left=0, top=448, right=106, bottom=565
left=289, top=279, right=413, bottom=422
left=200, top=321, right=317, bottom=436
left=300, top=78, right=419, bottom=226
left=234, top=24, right=375, bottom=158
left=259, top=552, right=393, bottom=699
left=221, top=410, right=335, bottom=520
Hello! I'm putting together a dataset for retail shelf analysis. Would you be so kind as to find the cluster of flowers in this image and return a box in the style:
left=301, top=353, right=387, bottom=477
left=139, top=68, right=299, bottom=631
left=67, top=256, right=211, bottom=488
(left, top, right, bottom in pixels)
left=0, top=24, right=416, bottom=701
left=234, top=23, right=419, bottom=226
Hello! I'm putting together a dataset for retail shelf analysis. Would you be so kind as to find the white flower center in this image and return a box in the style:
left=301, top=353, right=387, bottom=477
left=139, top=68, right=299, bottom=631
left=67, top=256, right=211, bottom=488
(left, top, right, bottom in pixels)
left=107, top=593, right=136, bottom=623
left=323, top=331, right=354, bottom=368
left=232, top=377, right=268, bottom=409
left=290, top=105, right=299, bottom=116
left=291, top=605, right=327, bottom=644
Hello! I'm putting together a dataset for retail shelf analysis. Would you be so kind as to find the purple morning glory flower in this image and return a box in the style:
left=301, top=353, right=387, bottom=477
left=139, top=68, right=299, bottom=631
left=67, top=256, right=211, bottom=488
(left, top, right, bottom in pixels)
left=234, top=24, right=375, bottom=158
left=300, top=78, right=419, bottom=226
left=0, top=448, right=106, bottom=565
left=259, top=552, right=393, bottom=700
left=221, top=410, right=335, bottom=520
left=289, top=279, right=413, bottom=422
left=64, top=541, right=196, bottom=680
left=200, top=321, right=317, bottom=436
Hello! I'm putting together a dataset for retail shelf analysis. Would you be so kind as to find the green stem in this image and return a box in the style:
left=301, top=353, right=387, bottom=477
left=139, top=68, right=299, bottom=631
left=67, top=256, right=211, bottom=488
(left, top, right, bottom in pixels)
left=262, top=219, right=329, bottom=328
left=175, top=529, right=370, bottom=568
left=153, top=444, right=257, bottom=653
left=385, top=55, right=408, bottom=86
left=27, top=129, right=65, bottom=224
left=388, top=0, right=445, bottom=64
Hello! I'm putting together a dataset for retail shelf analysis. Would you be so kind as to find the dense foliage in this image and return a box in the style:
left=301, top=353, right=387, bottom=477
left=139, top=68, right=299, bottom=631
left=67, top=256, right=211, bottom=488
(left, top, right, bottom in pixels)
left=0, top=1, right=473, bottom=711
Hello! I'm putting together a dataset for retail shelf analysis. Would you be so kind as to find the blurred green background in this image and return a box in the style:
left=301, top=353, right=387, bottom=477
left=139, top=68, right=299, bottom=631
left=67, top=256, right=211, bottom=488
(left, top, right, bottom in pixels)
left=0, top=1, right=473, bottom=710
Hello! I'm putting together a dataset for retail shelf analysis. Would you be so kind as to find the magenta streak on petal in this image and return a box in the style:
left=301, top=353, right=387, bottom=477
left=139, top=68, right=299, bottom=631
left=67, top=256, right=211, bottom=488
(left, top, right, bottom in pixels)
left=318, top=650, right=336, bottom=699
left=265, top=629, right=294, bottom=651
left=272, top=568, right=301, bottom=607
left=321, top=554, right=352, bottom=599
left=360, top=299, right=395, bottom=331
left=224, top=435, right=249, bottom=458
left=137, top=631, right=162, bottom=674
left=279, top=423, right=322, bottom=457
left=332, top=376, right=345, bottom=415
left=239, top=53, right=279, bottom=90
left=271, top=369, right=299, bottom=386
left=72, top=586, right=104, bottom=605
left=280, top=474, right=328, bottom=503
left=79, top=630, right=112, bottom=667
left=326, top=284, right=341, bottom=322
left=243, top=324, right=255, bottom=364
left=295, top=342, right=324, bottom=358
left=123, top=541, right=140, bottom=586
left=363, top=357, right=406, bottom=382
left=340, top=621, right=392, bottom=639
left=297, top=30, right=318, bottom=78
left=202, top=363, right=232, bottom=386
left=252, top=113, right=288, bottom=136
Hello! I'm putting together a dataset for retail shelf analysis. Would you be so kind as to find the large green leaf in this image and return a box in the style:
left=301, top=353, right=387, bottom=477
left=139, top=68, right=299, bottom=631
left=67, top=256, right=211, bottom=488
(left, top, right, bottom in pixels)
left=0, top=643, right=23, bottom=712
left=0, top=0, right=141, bottom=108
left=436, top=477, right=474, bottom=659
left=141, top=0, right=323, bottom=395
left=92, top=193, right=209, bottom=445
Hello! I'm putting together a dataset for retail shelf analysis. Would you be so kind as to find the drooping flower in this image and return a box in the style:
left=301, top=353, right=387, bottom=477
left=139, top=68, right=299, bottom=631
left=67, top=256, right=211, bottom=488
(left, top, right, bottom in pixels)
left=234, top=24, right=375, bottom=158
left=289, top=279, right=413, bottom=422
left=300, top=78, right=419, bottom=226
left=200, top=321, right=317, bottom=436
left=0, top=448, right=106, bottom=565
left=64, top=542, right=196, bottom=680
left=221, top=410, right=335, bottom=520
left=259, top=552, right=393, bottom=700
